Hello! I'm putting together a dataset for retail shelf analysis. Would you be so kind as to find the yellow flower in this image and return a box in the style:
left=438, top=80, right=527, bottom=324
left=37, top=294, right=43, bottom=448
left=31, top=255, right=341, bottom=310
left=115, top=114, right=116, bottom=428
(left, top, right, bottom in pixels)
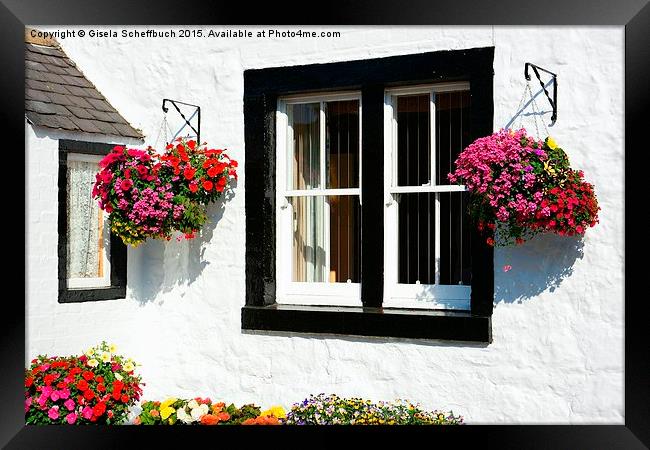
left=87, top=358, right=99, bottom=368
left=101, top=352, right=111, bottom=363
left=123, top=361, right=135, bottom=372
left=546, top=137, right=558, bottom=150
left=160, top=406, right=175, bottom=420
left=85, top=347, right=95, bottom=357
left=543, top=160, right=556, bottom=176
left=161, top=398, right=177, bottom=409
left=109, top=343, right=118, bottom=353
left=260, top=405, right=286, bottom=419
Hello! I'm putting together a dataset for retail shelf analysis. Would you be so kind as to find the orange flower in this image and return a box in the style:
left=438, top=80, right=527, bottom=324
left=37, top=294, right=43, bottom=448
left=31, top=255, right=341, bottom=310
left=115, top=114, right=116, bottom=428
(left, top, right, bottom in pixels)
left=150, top=409, right=160, bottom=418
left=200, top=414, right=220, bottom=425
left=217, top=412, right=230, bottom=422
left=134, top=416, right=142, bottom=425
left=243, top=415, right=280, bottom=425
left=211, top=402, right=225, bottom=413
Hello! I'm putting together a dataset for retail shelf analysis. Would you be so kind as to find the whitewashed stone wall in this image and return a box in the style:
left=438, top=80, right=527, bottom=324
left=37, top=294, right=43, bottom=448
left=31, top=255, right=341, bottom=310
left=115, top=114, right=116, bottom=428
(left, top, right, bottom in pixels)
left=26, top=26, right=624, bottom=423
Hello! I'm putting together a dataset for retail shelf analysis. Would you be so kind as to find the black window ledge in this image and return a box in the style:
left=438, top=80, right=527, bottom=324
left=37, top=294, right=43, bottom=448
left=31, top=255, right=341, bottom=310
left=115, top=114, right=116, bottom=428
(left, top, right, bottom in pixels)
left=58, top=286, right=126, bottom=303
left=241, top=304, right=492, bottom=344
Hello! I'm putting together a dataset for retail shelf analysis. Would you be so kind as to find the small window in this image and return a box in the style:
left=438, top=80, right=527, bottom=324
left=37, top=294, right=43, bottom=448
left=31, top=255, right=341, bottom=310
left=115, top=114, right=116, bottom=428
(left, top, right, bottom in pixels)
left=65, top=153, right=111, bottom=289
left=383, top=83, right=473, bottom=310
left=276, top=92, right=362, bottom=306
left=58, top=140, right=127, bottom=303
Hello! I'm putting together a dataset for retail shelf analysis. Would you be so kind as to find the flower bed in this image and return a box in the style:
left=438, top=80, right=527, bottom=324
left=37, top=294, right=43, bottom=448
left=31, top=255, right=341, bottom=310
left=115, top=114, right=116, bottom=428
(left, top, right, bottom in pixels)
left=92, top=138, right=237, bottom=246
left=135, top=398, right=281, bottom=425
left=25, top=345, right=464, bottom=426
left=283, top=393, right=463, bottom=425
left=448, top=129, right=599, bottom=246
left=25, top=342, right=143, bottom=425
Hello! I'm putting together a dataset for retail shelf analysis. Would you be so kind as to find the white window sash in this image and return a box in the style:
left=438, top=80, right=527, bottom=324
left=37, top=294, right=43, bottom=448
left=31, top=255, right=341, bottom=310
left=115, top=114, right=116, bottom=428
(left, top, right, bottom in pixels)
left=66, top=152, right=111, bottom=289
left=276, top=92, right=362, bottom=307
left=383, top=82, right=471, bottom=310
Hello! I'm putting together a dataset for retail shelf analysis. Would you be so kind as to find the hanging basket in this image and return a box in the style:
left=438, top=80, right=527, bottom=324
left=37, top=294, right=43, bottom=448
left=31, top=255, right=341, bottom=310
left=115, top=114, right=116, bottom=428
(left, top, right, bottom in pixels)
left=448, top=128, right=599, bottom=247
left=92, top=138, right=238, bottom=246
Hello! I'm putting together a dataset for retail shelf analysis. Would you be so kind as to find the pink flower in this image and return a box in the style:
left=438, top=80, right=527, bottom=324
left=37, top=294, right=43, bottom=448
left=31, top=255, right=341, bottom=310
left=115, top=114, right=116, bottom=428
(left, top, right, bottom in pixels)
left=50, top=391, right=60, bottom=402
left=82, top=406, right=93, bottom=420
left=47, top=406, right=59, bottom=420
left=58, top=388, right=70, bottom=400
left=25, top=397, right=32, bottom=412
left=37, top=394, right=48, bottom=408
left=64, top=399, right=75, bottom=411
left=503, top=265, right=512, bottom=272
left=66, top=413, right=77, bottom=424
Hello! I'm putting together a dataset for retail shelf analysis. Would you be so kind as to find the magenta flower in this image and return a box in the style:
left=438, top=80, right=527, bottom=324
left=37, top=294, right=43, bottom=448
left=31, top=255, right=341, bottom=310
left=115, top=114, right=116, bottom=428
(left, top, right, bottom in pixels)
left=25, top=397, right=32, bottom=412
left=82, top=406, right=93, bottom=420
left=503, top=265, right=512, bottom=272
left=50, top=391, right=60, bottom=402
left=64, top=399, right=75, bottom=411
left=66, top=413, right=77, bottom=424
left=47, top=406, right=59, bottom=420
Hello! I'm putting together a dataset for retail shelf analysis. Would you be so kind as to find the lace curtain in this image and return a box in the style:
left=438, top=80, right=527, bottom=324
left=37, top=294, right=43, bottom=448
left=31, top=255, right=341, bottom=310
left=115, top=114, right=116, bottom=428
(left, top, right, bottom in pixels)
left=67, top=159, right=102, bottom=279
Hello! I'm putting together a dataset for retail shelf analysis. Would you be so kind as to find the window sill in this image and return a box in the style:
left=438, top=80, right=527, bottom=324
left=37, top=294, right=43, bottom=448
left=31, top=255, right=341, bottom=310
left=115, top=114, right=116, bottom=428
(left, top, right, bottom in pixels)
left=241, top=304, right=492, bottom=343
left=58, top=286, right=126, bottom=303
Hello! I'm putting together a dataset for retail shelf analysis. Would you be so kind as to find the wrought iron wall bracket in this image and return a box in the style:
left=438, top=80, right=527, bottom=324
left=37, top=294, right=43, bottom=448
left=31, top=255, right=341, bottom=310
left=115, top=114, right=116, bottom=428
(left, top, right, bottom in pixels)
left=161, top=99, right=201, bottom=144
left=524, top=62, right=557, bottom=125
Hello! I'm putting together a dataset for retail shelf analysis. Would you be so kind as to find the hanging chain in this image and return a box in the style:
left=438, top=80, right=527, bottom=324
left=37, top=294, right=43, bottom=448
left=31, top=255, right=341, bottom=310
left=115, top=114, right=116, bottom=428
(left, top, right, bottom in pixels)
left=515, top=82, right=530, bottom=131
left=153, top=114, right=174, bottom=149
left=527, top=82, right=550, bottom=138
left=514, top=81, right=551, bottom=139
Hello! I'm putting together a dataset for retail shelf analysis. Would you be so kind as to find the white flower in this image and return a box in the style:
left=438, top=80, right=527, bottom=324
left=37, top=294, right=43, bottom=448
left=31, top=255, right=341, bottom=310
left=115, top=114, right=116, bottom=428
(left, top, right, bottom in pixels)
left=85, top=348, right=95, bottom=357
left=176, top=407, right=193, bottom=424
left=123, top=361, right=135, bottom=372
left=114, top=373, right=123, bottom=381
left=187, top=399, right=199, bottom=410
left=109, top=343, right=117, bottom=353
left=190, top=404, right=209, bottom=421
left=101, top=352, right=111, bottom=363
left=87, top=358, right=99, bottom=368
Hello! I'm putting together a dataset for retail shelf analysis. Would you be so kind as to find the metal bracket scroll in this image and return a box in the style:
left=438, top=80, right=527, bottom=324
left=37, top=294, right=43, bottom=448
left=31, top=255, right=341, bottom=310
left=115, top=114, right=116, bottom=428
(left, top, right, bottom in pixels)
left=161, top=99, right=201, bottom=144
left=524, top=63, right=557, bottom=125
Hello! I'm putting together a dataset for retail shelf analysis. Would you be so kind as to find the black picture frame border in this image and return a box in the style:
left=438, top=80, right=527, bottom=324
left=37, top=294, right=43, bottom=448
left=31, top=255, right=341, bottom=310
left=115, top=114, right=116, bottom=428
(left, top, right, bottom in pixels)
left=6, top=0, right=647, bottom=448
left=57, top=139, right=127, bottom=304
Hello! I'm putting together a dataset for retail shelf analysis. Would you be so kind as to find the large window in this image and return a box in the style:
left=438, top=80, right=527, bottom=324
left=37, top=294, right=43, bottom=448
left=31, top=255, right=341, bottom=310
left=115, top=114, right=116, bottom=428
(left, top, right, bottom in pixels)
left=276, top=93, right=361, bottom=305
left=243, top=47, right=494, bottom=342
left=58, top=140, right=127, bottom=303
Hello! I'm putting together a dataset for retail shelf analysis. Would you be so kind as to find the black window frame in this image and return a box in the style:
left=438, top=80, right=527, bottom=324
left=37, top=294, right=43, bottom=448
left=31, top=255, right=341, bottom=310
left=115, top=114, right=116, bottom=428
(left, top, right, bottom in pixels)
left=242, top=47, right=494, bottom=343
left=58, top=139, right=127, bottom=303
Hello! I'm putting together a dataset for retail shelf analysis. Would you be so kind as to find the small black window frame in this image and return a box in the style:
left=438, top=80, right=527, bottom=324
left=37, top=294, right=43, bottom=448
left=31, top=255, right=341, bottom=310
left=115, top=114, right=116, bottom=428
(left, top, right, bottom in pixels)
left=58, top=139, right=127, bottom=303
left=242, top=47, right=494, bottom=343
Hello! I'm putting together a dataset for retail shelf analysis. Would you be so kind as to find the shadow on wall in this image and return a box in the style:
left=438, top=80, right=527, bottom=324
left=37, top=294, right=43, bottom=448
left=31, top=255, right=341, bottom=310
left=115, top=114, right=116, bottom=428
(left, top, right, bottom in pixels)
left=494, top=232, right=584, bottom=304
left=504, top=80, right=555, bottom=131
left=128, top=185, right=237, bottom=305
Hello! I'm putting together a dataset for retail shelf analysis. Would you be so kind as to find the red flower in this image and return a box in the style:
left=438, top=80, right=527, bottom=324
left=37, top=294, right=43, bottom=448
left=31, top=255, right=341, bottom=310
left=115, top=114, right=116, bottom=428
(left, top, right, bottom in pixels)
left=77, top=380, right=89, bottom=391
left=95, top=375, right=104, bottom=383
left=25, top=377, right=34, bottom=388
left=207, top=166, right=220, bottom=178
left=97, top=383, right=106, bottom=393
left=83, top=390, right=95, bottom=401
left=189, top=182, right=199, bottom=193
left=202, top=180, right=213, bottom=191
left=121, top=178, right=133, bottom=191
left=215, top=177, right=227, bottom=192
left=229, top=159, right=238, bottom=168
left=486, top=237, right=495, bottom=246
left=183, top=166, right=196, bottom=180
left=120, top=394, right=130, bottom=403
left=43, top=374, right=55, bottom=386
left=82, top=371, right=94, bottom=381
left=187, top=140, right=196, bottom=150
left=113, top=145, right=125, bottom=154
left=93, top=402, right=106, bottom=417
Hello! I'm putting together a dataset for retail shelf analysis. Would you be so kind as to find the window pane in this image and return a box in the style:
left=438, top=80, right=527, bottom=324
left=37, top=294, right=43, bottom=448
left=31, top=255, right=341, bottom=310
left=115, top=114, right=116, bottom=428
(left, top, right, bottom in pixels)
left=289, top=103, right=320, bottom=190
left=67, top=159, right=108, bottom=280
left=436, top=90, right=471, bottom=185
left=290, top=195, right=360, bottom=283
left=326, top=99, right=359, bottom=189
left=397, top=192, right=471, bottom=285
left=327, top=195, right=361, bottom=283
left=397, top=94, right=430, bottom=186
left=398, top=193, right=435, bottom=284
left=439, top=192, right=472, bottom=285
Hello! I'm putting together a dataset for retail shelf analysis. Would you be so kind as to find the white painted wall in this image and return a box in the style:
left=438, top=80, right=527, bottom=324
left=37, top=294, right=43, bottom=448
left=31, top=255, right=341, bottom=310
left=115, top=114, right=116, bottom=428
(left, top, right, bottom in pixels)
left=26, top=26, right=624, bottom=424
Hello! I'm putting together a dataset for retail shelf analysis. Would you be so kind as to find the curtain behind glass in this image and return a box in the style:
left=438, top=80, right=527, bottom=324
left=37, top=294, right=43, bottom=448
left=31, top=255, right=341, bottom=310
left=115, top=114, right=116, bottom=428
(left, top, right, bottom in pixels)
left=67, top=159, right=103, bottom=279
